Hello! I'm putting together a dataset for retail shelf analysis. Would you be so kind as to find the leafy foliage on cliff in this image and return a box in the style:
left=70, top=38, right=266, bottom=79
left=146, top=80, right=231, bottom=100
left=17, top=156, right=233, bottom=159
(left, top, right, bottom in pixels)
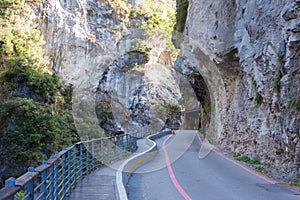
left=108, top=0, right=177, bottom=56
left=172, top=0, right=188, bottom=48
left=0, top=1, right=78, bottom=187
left=133, top=0, right=177, bottom=54
left=174, top=0, right=188, bottom=33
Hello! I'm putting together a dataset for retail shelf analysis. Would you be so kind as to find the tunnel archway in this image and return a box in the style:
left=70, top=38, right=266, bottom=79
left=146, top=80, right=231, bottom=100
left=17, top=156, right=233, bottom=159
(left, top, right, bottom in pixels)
left=189, top=74, right=211, bottom=131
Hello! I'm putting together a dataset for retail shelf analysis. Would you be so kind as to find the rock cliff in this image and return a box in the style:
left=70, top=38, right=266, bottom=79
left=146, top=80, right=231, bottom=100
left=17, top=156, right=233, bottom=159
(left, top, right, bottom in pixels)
left=39, top=0, right=192, bottom=138
left=176, top=0, right=300, bottom=179
left=32, top=0, right=300, bottom=180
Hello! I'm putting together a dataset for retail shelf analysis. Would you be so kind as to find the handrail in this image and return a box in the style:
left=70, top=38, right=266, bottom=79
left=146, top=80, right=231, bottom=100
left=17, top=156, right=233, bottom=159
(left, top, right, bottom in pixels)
left=0, top=134, right=137, bottom=200
left=116, top=130, right=171, bottom=200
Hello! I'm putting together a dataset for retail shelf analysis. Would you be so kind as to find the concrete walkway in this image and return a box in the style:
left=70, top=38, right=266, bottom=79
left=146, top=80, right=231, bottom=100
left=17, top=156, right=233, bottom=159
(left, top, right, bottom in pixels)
left=68, top=139, right=150, bottom=200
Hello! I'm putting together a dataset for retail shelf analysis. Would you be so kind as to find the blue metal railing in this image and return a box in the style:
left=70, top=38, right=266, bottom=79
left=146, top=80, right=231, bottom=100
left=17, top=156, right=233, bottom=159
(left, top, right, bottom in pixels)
left=0, top=134, right=137, bottom=200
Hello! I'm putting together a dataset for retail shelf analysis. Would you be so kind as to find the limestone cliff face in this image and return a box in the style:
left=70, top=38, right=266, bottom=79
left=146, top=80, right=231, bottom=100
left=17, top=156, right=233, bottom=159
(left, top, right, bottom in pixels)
left=177, top=0, right=300, bottom=179
left=40, top=0, right=183, bottom=137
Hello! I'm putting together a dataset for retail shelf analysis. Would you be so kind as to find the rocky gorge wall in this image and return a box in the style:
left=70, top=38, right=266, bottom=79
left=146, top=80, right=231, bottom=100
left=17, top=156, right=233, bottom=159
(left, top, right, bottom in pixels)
left=39, top=0, right=192, bottom=138
left=30, top=0, right=300, bottom=180
left=176, top=0, right=300, bottom=179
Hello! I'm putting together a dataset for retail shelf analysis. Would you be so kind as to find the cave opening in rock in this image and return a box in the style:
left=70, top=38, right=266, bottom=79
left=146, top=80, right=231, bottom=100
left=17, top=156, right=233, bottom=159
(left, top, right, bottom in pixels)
left=189, top=74, right=211, bottom=132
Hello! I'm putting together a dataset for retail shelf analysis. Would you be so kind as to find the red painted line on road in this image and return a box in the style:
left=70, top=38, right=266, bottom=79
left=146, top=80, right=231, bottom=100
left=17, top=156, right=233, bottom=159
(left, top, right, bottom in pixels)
left=196, top=132, right=203, bottom=143
left=162, top=134, right=192, bottom=200
left=196, top=131, right=277, bottom=185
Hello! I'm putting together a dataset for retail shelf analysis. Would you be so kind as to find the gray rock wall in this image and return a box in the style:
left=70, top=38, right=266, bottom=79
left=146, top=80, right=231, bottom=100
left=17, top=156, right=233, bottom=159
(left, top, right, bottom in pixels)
left=40, top=0, right=184, bottom=137
left=177, top=0, right=300, bottom=179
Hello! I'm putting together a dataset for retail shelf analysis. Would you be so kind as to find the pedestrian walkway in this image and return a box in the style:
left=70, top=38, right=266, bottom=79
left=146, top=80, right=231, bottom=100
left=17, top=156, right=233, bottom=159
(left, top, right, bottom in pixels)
left=68, top=139, right=150, bottom=200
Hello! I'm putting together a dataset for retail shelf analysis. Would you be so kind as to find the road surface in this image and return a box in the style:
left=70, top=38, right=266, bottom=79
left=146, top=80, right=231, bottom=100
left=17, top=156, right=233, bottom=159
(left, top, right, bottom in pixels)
left=127, top=130, right=299, bottom=200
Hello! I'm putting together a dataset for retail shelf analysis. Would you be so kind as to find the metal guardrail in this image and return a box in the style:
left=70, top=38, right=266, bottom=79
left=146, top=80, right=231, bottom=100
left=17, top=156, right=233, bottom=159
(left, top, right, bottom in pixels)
left=0, top=134, right=137, bottom=200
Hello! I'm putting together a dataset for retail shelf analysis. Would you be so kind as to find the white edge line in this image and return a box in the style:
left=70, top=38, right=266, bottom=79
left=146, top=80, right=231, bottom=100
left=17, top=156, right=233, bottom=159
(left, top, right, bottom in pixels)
left=115, top=131, right=170, bottom=200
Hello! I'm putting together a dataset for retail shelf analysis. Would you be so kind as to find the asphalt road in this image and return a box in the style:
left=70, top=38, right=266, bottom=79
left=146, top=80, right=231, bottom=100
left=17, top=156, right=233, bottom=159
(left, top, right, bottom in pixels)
left=127, top=130, right=300, bottom=200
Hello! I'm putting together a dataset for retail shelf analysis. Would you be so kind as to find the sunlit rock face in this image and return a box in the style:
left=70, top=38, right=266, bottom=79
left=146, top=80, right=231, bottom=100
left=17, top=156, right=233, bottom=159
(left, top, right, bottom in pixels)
left=39, top=0, right=186, bottom=137
left=177, top=0, right=300, bottom=179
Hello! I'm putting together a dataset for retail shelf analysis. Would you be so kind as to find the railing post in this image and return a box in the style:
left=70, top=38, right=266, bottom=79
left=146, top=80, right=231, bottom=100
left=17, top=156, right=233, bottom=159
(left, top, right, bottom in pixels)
left=25, top=167, right=35, bottom=200
left=5, top=177, right=15, bottom=187
left=49, top=161, right=54, bottom=200
left=54, top=152, right=59, bottom=199
left=101, top=139, right=104, bottom=165
left=129, top=135, right=132, bottom=152
left=108, top=137, right=112, bottom=162
left=118, top=135, right=120, bottom=148
left=80, top=143, right=83, bottom=182
left=114, top=136, right=118, bottom=159
left=116, top=135, right=120, bottom=158
left=62, top=148, right=66, bottom=198
left=73, top=145, right=77, bottom=188
left=135, top=136, right=137, bottom=150
left=5, top=177, right=15, bottom=200
left=129, top=135, right=132, bottom=151
left=86, top=142, right=89, bottom=175
left=92, top=139, right=95, bottom=171
left=122, top=135, right=126, bottom=156
left=67, top=148, right=71, bottom=196
left=131, top=135, right=133, bottom=151
left=132, top=135, right=137, bottom=151
left=40, top=161, right=47, bottom=200
left=126, top=134, right=129, bottom=152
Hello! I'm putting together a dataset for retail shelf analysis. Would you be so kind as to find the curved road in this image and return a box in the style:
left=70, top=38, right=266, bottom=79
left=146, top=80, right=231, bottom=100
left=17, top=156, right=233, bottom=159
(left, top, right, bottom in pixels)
left=127, top=130, right=299, bottom=200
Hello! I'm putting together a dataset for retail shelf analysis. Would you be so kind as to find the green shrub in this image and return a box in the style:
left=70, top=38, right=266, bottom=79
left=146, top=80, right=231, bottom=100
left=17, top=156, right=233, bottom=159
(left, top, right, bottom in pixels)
left=15, top=191, right=25, bottom=200
left=255, top=166, right=268, bottom=174
left=162, top=102, right=181, bottom=119
left=272, top=77, right=281, bottom=93
left=96, top=100, right=113, bottom=123
left=0, top=0, right=78, bottom=187
left=0, top=98, right=78, bottom=180
left=291, top=178, right=300, bottom=187
left=254, top=93, right=263, bottom=106
left=233, top=153, right=241, bottom=158
left=0, top=60, right=62, bottom=98
left=160, top=102, right=182, bottom=126
left=128, top=0, right=176, bottom=54
left=276, top=51, right=284, bottom=64
left=235, top=154, right=261, bottom=165
left=130, top=42, right=152, bottom=56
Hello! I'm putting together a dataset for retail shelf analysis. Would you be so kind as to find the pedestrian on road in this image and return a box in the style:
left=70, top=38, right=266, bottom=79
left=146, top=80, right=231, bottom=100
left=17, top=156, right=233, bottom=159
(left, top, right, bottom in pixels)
left=172, top=130, right=175, bottom=135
